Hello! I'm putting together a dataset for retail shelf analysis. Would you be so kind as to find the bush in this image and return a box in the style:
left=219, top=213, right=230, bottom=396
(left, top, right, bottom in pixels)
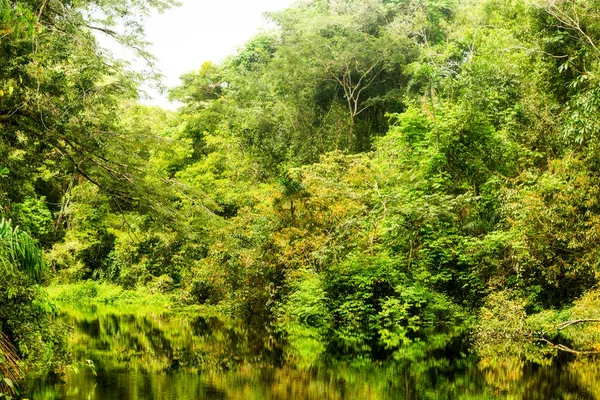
left=149, top=275, right=175, bottom=293
left=50, top=280, right=99, bottom=303
left=190, top=279, right=220, bottom=304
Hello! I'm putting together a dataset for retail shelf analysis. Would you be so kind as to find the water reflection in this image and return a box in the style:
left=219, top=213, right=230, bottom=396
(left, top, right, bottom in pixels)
left=24, top=305, right=600, bottom=399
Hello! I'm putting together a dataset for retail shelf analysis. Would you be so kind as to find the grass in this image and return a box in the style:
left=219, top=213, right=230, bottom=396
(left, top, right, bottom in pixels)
left=46, top=281, right=173, bottom=308
left=45, top=281, right=228, bottom=317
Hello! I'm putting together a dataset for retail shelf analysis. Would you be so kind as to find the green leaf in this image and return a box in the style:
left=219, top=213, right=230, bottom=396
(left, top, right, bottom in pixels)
left=2, top=379, right=14, bottom=391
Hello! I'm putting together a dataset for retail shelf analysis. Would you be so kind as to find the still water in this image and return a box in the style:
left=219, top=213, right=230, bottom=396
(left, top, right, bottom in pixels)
left=25, top=305, right=600, bottom=399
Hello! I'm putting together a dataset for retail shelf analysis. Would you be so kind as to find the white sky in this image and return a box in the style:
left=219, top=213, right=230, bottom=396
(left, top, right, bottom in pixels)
left=138, top=0, right=297, bottom=108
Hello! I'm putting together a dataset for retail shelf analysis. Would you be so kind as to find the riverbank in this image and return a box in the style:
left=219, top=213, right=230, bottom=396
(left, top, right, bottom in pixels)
left=45, top=282, right=228, bottom=317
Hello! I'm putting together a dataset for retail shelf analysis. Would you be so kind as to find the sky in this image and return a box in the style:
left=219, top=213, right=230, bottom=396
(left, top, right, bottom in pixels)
left=137, top=0, right=297, bottom=108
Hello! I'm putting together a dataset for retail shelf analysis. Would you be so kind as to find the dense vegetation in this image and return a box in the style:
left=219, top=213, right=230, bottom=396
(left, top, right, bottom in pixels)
left=4, top=0, right=600, bottom=394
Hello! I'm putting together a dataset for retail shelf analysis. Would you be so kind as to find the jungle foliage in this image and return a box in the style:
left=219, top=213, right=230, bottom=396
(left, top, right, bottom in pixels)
left=4, top=0, right=600, bottom=392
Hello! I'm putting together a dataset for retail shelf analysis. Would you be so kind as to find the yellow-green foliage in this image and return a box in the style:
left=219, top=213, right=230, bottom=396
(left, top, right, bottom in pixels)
left=502, top=156, right=600, bottom=308
left=46, top=282, right=173, bottom=308
left=558, top=289, right=600, bottom=352
left=7, top=0, right=600, bottom=385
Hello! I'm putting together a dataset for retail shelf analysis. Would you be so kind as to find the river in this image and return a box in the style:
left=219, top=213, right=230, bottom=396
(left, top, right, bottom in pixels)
left=24, top=304, right=600, bottom=399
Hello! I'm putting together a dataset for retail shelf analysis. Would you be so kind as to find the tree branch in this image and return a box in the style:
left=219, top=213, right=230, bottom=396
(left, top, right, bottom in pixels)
left=557, top=319, right=600, bottom=330
left=537, top=337, right=600, bottom=355
left=37, top=0, right=48, bottom=19
left=546, top=1, right=600, bottom=54
left=84, top=24, right=119, bottom=38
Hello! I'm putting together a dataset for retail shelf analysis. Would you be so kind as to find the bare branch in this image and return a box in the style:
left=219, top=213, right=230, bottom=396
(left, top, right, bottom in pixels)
left=37, top=0, right=48, bottom=19
left=537, top=337, right=600, bottom=355
left=557, top=319, right=600, bottom=330
left=84, top=24, right=119, bottom=38
left=545, top=0, right=600, bottom=54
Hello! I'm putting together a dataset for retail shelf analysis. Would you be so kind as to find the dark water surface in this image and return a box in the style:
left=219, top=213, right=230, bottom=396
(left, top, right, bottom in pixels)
left=25, top=305, right=600, bottom=399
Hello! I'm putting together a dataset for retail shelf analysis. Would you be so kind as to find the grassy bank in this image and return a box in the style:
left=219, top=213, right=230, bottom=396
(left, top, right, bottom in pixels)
left=46, top=281, right=174, bottom=307
left=45, top=281, right=228, bottom=317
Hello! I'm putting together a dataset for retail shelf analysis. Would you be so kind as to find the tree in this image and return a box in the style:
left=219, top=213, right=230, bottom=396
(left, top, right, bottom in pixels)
left=0, top=0, right=180, bottom=216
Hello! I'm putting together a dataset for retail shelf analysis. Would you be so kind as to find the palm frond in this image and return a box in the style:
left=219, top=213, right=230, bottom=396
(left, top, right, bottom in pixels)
left=0, top=332, right=21, bottom=396
left=0, top=218, right=45, bottom=283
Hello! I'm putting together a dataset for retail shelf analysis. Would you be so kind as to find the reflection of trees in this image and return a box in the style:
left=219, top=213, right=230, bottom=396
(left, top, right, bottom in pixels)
left=69, top=310, right=285, bottom=373
left=39, top=308, right=600, bottom=400
left=480, top=354, right=598, bottom=399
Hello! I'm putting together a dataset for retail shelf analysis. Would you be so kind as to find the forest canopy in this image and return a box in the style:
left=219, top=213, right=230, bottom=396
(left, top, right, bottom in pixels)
left=3, top=0, right=600, bottom=393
